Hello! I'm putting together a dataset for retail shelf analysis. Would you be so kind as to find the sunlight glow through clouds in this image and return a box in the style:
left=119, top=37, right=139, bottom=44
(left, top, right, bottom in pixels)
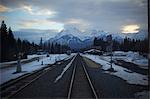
left=22, top=5, right=56, bottom=16
left=121, top=25, right=140, bottom=33
left=0, top=5, right=10, bottom=13
left=65, top=18, right=90, bottom=31
left=67, top=19, right=86, bottom=24
left=0, top=0, right=147, bottom=41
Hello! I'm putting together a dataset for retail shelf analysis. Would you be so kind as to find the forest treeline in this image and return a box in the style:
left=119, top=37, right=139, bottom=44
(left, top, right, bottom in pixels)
left=40, top=37, right=71, bottom=54
left=0, top=21, right=70, bottom=62
left=93, top=37, right=148, bottom=53
left=0, top=21, right=40, bottom=62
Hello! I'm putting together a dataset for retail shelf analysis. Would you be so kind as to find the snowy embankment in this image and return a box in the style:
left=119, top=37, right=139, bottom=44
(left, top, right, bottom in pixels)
left=54, top=54, right=77, bottom=83
left=82, top=54, right=148, bottom=86
left=0, top=54, right=74, bottom=85
left=103, top=51, right=148, bottom=69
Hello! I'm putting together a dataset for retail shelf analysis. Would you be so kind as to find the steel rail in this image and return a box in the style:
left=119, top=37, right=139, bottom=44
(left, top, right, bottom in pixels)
left=67, top=54, right=98, bottom=99
left=81, top=59, right=98, bottom=99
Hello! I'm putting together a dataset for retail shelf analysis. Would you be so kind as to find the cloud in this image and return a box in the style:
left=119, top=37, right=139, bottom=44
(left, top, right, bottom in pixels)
left=64, top=18, right=90, bottom=31
left=14, top=29, right=58, bottom=43
left=0, top=4, right=10, bottom=13
left=121, top=25, right=140, bottom=33
left=22, top=5, right=32, bottom=13
left=1, top=0, right=148, bottom=34
left=22, top=4, right=57, bottom=16
left=18, top=19, right=64, bottom=31
left=45, top=0, right=147, bottom=32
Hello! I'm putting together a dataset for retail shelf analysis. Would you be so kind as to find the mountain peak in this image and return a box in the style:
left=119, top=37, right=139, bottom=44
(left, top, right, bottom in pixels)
left=56, top=27, right=88, bottom=41
left=47, top=28, right=147, bottom=50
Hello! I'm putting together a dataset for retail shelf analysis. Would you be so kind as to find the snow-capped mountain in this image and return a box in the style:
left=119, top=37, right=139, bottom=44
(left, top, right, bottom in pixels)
left=47, top=27, right=147, bottom=50
left=55, top=27, right=90, bottom=41
left=47, top=28, right=93, bottom=49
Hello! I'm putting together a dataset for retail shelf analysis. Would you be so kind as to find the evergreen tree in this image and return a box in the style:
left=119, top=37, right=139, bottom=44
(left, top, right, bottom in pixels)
left=93, top=37, right=98, bottom=46
left=7, top=27, right=17, bottom=59
left=131, top=39, right=136, bottom=51
left=0, top=21, right=9, bottom=61
left=39, top=37, right=43, bottom=50
left=51, top=43, right=54, bottom=54
left=1, top=21, right=18, bottom=61
left=17, top=38, right=22, bottom=52
left=43, top=43, right=46, bottom=51
left=92, top=34, right=148, bottom=54
left=8, top=27, right=16, bottom=49
left=112, top=40, right=120, bottom=51
left=57, top=44, right=61, bottom=53
left=48, top=42, right=51, bottom=53
left=8, top=27, right=14, bottom=38
left=0, top=21, right=40, bottom=62
left=54, top=43, right=58, bottom=53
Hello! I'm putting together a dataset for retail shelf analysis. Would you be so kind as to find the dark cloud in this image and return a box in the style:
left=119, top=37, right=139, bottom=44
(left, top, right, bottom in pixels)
left=1, top=0, right=148, bottom=33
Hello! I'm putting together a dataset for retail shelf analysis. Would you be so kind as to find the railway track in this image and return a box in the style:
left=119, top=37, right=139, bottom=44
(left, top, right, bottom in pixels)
left=1, top=54, right=98, bottom=98
left=67, top=54, right=98, bottom=99
left=0, top=60, right=65, bottom=98
left=0, top=66, right=52, bottom=98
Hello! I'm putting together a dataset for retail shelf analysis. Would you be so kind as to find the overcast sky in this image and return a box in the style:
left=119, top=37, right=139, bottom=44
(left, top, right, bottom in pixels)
left=0, top=0, right=148, bottom=43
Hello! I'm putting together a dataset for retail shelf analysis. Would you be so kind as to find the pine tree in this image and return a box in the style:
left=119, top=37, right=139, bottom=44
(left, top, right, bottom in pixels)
left=0, top=21, right=8, bottom=61
left=57, top=44, right=61, bottom=54
left=0, top=21, right=41, bottom=61
left=7, top=27, right=17, bottom=60
left=1, top=21, right=18, bottom=61
left=39, top=37, right=43, bottom=50
left=43, top=43, right=46, bottom=51
left=55, top=43, right=58, bottom=53
left=51, top=43, right=54, bottom=54
left=48, top=42, right=51, bottom=53
left=8, top=27, right=16, bottom=48
left=8, top=27, right=14, bottom=38
left=93, top=37, right=98, bottom=46
left=17, top=38, right=22, bottom=52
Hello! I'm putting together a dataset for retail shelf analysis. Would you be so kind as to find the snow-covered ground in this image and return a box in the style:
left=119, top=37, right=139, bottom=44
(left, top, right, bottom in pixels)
left=135, top=90, right=150, bottom=99
left=82, top=54, right=148, bottom=86
left=102, top=51, right=148, bottom=69
left=0, top=55, right=43, bottom=68
left=0, top=54, right=75, bottom=85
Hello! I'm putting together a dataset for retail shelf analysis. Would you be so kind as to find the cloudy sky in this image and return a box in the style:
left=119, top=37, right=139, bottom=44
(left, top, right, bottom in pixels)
left=0, top=0, right=148, bottom=43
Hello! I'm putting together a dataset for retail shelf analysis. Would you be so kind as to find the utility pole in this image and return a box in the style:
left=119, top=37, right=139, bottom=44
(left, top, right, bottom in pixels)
left=110, top=39, right=113, bottom=69
left=106, top=35, right=114, bottom=71
left=59, top=42, right=61, bottom=61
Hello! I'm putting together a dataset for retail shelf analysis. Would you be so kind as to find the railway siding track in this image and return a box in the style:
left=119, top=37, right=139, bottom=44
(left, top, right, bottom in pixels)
left=1, top=66, right=52, bottom=98
left=0, top=59, right=66, bottom=98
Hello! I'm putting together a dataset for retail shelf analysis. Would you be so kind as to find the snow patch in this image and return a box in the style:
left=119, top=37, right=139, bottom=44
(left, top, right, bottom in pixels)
left=103, top=51, right=148, bottom=69
left=82, top=54, right=148, bottom=86
left=0, top=54, right=74, bottom=85
left=54, top=55, right=76, bottom=83
left=135, top=91, right=150, bottom=99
